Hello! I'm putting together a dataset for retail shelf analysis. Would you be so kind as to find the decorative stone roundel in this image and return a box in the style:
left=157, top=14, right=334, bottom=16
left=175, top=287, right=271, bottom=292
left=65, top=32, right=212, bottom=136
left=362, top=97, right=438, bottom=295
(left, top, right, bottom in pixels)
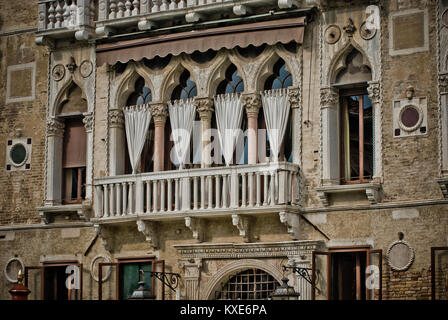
left=90, top=254, right=111, bottom=282
left=360, top=21, right=377, bottom=40
left=386, top=240, right=415, bottom=271
left=4, top=258, right=24, bottom=284
left=80, top=60, right=93, bottom=78
left=324, top=25, right=341, bottom=44
left=398, top=104, right=423, bottom=132
left=52, top=64, right=65, bottom=81
left=9, top=143, right=28, bottom=167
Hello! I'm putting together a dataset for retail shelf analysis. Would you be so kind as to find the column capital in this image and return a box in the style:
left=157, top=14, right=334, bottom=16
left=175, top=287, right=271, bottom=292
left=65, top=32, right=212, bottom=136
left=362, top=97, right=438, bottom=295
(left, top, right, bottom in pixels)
left=46, top=117, right=65, bottom=136
left=439, top=72, right=448, bottom=94
left=288, top=87, right=301, bottom=109
left=242, top=93, right=261, bottom=117
left=109, top=108, right=124, bottom=128
left=194, top=97, right=214, bottom=120
left=320, top=87, right=339, bottom=109
left=82, top=112, right=94, bottom=132
left=367, top=81, right=381, bottom=104
left=150, top=102, right=168, bottom=123
left=178, top=258, right=202, bottom=279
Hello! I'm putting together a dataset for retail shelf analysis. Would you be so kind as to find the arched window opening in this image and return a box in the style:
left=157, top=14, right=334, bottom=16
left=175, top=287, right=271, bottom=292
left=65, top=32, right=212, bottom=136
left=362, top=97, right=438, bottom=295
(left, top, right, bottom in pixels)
left=215, top=269, right=279, bottom=300
left=124, top=77, right=154, bottom=174
left=262, top=59, right=293, bottom=162
left=171, top=70, right=197, bottom=101
left=216, top=64, right=244, bottom=95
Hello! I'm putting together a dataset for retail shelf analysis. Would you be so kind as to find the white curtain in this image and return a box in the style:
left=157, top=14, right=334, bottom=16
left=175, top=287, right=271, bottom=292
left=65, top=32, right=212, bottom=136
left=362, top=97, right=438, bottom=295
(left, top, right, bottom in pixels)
left=124, top=104, right=152, bottom=174
left=214, top=94, right=243, bottom=166
left=168, top=99, right=196, bottom=169
left=261, top=89, right=291, bottom=162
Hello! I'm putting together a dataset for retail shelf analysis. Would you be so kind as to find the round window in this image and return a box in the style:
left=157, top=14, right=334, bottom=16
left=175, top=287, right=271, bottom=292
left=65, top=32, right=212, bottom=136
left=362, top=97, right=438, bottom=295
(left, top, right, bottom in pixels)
left=399, top=105, right=422, bottom=132
left=10, top=143, right=27, bottom=166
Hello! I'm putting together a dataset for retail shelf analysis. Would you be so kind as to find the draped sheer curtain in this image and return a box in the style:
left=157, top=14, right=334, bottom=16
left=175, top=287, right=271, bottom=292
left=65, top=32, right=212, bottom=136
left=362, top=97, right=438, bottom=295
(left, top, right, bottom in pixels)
left=168, top=98, right=196, bottom=169
left=124, top=104, right=152, bottom=174
left=261, top=89, right=291, bottom=162
left=214, top=94, right=244, bottom=166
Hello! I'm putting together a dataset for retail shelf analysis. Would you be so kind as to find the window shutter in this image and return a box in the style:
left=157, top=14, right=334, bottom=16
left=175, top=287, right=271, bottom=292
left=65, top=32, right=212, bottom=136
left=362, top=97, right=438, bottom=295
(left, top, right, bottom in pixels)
left=63, top=118, right=87, bottom=168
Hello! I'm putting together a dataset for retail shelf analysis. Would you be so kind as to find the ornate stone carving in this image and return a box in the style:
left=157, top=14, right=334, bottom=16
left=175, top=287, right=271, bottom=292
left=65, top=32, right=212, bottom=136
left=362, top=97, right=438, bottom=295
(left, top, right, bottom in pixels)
left=90, top=254, right=111, bottom=282
left=194, top=97, right=214, bottom=119
left=82, top=112, right=94, bottom=132
left=242, top=93, right=261, bottom=116
left=46, top=117, right=65, bottom=136
left=185, top=217, right=204, bottom=242
left=66, top=56, right=77, bottom=73
left=386, top=239, right=415, bottom=271
left=320, top=87, right=338, bottom=109
left=440, top=73, right=448, bottom=94
left=109, top=109, right=124, bottom=128
left=179, top=258, right=202, bottom=300
left=231, top=214, right=251, bottom=242
left=150, top=103, right=168, bottom=122
left=324, top=25, right=341, bottom=44
left=360, top=21, right=377, bottom=40
left=367, top=81, right=381, bottom=104
left=136, top=220, right=158, bottom=249
left=279, top=212, right=301, bottom=241
left=79, top=60, right=93, bottom=78
left=52, top=64, right=65, bottom=81
left=288, top=87, right=301, bottom=109
left=343, top=18, right=357, bottom=37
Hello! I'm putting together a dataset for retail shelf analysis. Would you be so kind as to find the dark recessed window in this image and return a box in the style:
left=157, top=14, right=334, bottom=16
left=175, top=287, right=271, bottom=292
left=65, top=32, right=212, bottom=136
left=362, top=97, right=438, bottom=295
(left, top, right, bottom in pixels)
left=10, top=144, right=27, bottom=165
left=143, top=55, right=172, bottom=70
left=171, top=70, right=197, bottom=100
left=264, top=59, right=292, bottom=90
left=27, top=138, right=32, bottom=144
left=237, top=44, right=266, bottom=59
left=216, top=64, right=244, bottom=95
left=191, top=50, right=217, bottom=64
left=126, top=77, right=152, bottom=105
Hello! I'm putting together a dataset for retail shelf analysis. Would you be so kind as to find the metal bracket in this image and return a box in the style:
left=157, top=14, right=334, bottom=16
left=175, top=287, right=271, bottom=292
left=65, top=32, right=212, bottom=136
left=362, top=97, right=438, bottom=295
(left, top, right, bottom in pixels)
left=282, top=265, right=313, bottom=285
left=146, top=271, right=181, bottom=293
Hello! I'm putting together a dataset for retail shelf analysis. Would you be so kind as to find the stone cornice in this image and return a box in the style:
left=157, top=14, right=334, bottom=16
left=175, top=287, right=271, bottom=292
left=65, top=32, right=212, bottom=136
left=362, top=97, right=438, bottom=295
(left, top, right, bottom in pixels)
left=174, top=240, right=325, bottom=260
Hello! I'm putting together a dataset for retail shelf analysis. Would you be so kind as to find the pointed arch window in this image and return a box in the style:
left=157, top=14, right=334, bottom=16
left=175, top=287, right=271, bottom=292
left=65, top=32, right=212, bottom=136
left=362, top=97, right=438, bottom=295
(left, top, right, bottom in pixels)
left=217, top=64, right=244, bottom=95
left=126, top=77, right=152, bottom=106
left=171, top=70, right=197, bottom=101
left=264, top=59, right=293, bottom=91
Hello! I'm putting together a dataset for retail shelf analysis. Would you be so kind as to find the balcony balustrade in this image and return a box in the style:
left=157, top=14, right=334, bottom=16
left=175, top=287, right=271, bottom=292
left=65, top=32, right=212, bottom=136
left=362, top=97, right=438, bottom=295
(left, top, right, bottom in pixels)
left=93, top=162, right=301, bottom=222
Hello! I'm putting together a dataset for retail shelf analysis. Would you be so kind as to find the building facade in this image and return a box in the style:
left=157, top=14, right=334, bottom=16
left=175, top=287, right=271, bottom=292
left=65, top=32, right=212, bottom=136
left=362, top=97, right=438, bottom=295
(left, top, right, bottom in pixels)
left=0, top=0, right=447, bottom=300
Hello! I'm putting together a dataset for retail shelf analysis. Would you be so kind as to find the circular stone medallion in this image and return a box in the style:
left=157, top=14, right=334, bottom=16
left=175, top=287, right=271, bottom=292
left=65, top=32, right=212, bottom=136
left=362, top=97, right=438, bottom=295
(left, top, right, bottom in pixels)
left=399, top=104, right=423, bottom=132
left=4, top=258, right=24, bottom=283
left=386, top=240, right=415, bottom=271
left=360, top=21, right=377, bottom=40
left=324, top=25, right=341, bottom=44
left=52, top=64, right=65, bottom=81
left=90, top=254, right=111, bottom=282
left=80, top=60, right=93, bottom=78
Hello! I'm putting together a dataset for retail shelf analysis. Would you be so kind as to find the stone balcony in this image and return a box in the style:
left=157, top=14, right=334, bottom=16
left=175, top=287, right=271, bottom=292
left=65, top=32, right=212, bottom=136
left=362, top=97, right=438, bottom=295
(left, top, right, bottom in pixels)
left=92, top=162, right=302, bottom=224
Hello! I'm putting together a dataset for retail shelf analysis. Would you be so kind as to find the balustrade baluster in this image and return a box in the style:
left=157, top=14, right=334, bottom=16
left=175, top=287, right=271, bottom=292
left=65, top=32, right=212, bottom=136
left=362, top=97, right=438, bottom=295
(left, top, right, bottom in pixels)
left=132, top=0, right=140, bottom=15
left=48, top=2, right=56, bottom=29
left=160, top=0, right=168, bottom=11
left=222, top=174, right=228, bottom=208
left=104, top=185, right=109, bottom=217
left=248, top=172, right=254, bottom=207
left=125, top=0, right=132, bottom=16
left=169, top=0, right=177, bottom=10
left=193, top=177, right=198, bottom=210
left=109, top=183, right=115, bottom=216
left=174, top=179, right=180, bottom=211
left=241, top=173, right=247, bottom=208
left=128, top=182, right=134, bottom=214
left=122, top=182, right=127, bottom=215
left=94, top=185, right=103, bottom=218
left=207, top=176, right=213, bottom=209
left=200, top=176, right=206, bottom=209
left=116, top=183, right=122, bottom=216
left=117, top=1, right=125, bottom=18
left=215, top=174, right=221, bottom=209
left=160, top=180, right=166, bottom=212
left=263, top=171, right=268, bottom=206
left=55, top=1, right=63, bottom=28
left=270, top=171, right=276, bottom=205
left=153, top=180, right=158, bottom=212
left=256, top=172, right=261, bottom=207
left=109, top=0, right=117, bottom=19
left=62, top=0, right=69, bottom=27
left=167, top=179, right=172, bottom=212
left=145, top=181, right=151, bottom=214
left=152, top=0, right=160, bottom=12
left=178, top=0, right=186, bottom=9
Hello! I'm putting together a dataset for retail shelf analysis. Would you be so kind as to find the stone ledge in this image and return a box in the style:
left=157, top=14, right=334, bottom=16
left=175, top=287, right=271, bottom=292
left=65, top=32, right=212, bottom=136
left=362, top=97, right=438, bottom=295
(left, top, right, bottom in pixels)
left=315, top=183, right=382, bottom=206
left=37, top=203, right=91, bottom=224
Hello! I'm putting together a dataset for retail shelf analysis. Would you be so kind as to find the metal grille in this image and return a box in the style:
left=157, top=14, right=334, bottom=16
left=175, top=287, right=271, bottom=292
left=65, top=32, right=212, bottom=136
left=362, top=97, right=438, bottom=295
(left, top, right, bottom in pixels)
left=215, top=269, right=278, bottom=300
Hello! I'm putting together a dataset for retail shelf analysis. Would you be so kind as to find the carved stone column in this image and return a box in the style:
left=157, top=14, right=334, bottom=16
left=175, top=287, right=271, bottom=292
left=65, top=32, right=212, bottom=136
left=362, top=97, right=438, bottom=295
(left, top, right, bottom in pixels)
left=179, top=258, right=202, bottom=300
left=320, top=87, right=339, bottom=185
left=439, top=73, right=448, bottom=174
left=195, top=98, right=214, bottom=168
left=242, top=93, right=261, bottom=165
left=288, top=87, right=301, bottom=165
left=83, top=112, right=94, bottom=199
left=151, top=103, right=168, bottom=172
left=109, top=109, right=125, bottom=175
left=367, top=81, right=382, bottom=183
left=45, top=117, right=65, bottom=206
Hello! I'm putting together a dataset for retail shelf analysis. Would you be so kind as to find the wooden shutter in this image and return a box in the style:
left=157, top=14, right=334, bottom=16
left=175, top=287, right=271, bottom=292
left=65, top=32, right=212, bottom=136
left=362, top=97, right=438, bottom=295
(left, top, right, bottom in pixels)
left=63, top=118, right=87, bottom=168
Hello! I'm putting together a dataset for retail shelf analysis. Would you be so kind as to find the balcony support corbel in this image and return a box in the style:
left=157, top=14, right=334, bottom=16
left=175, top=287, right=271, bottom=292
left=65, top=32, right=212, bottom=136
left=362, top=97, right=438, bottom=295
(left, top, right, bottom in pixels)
left=185, top=12, right=204, bottom=23
left=75, top=28, right=93, bottom=41
left=185, top=217, right=204, bottom=242
left=96, top=26, right=116, bottom=37
left=94, top=224, right=113, bottom=252
left=233, top=5, right=251, bottom=16
left=138, top=19, right=156, bottom=31
left=35, top=36, right=55, bottom=48
left=232, top=214, right=252, bottom=242
left=279, top=211, right=301, bottom=240
left=278, top=0, right=300, bottom=9
left=137, top=220, right=159, bottom=249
